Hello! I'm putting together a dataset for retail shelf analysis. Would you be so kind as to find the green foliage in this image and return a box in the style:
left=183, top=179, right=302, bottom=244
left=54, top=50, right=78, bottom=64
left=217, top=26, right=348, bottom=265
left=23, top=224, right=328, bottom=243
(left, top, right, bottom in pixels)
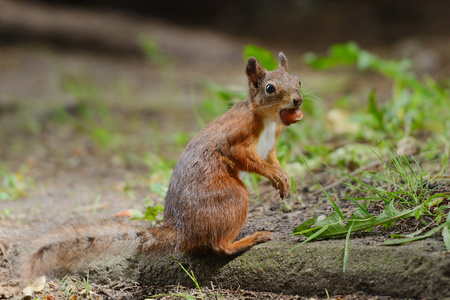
left=141, top=205, right=164, bottom=222
left=57, top=275, right=93, bottom=299
left=132, top=192, right=165, bottom=224
left=0, top=164, right=33, bottom=201
left=1, top=209, right=11, bottom=217
left=294, top=146, right=449, bottom=245
left=383, top=218, right=449, bottom=247
left=444, top=211, right=450, bottom=251
left=138, top=35, right=169, bottom=65
left=244, top=45, right=278, bottom=70
left=150, top=182, right=168, bottom=198
left=58, top=276, right=77, bottom=297
left=305, top=41, right=412, bottom=74
left=288, top=42, right=450, bottom=266
left=195, top=82, right=245, bottom=127
left=281, top=177, right=304, bottom=212
left=171, top=256, right=204, bottom=299
left=327, top=144, right=375, bottom=169
left=293, top=146, right=449, bottom=271
left=294, top=201, right=418, bottom=240
left=343, top=221, right=354, bottom=272
left=55, top=76, right=121, bottom=149
left=142, top=153, right=175, bottom=185
left=304, top=41, right=450, bottom=141
left=82, top=271, right=93, bottom=300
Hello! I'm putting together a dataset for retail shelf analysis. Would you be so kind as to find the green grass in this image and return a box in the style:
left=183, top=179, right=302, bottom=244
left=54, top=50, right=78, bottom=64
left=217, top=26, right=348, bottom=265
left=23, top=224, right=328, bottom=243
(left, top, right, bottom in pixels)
left=57, top=276, right=78, bottom=298
left=171, top=256, right=204, bottom=299
left=294, top=146, right=449, bottom=238
left=292, top=146, right=450, bottom=272
left=55, top=273, right=93, bottom=299
left=277, top=41, right=450, bottom=266
left=0, top=163, right=33, bottom=201
left=304, top=41, right=450, bottom=142
left=138, top=35, right=170, bottom=66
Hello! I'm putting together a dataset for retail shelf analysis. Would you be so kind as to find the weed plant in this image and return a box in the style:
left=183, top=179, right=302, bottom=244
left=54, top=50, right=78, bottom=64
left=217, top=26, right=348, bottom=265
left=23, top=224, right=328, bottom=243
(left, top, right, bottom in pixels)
left=286, top=42, right=450, bottom=265
left=304, top=41, right=450, bottom=142
left=56, top=274, right=93, bottom=299
left=292, top=148, right=450, bottom=272
left=0, top=164, right=33, bottom=201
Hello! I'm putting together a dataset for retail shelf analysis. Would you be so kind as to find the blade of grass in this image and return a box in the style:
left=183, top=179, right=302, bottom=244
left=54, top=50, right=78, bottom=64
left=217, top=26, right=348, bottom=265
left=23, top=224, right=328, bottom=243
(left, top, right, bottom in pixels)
left=343, top=221, right=354, bottom=273
left=303, top=158, right=345, bottom=220
left=170, top=257, right=203, bottom=299
left=382, top=222, right=447, bottom=246
left=344, top=194, right=371, bottom=217
left=290, top=225, right=330, bottom=251
left=390, top=223, right=433, bottom=239
left=295, top=204, right=420, bottom=239
left=443, top=212, right=450, bottom=251
left=359, top=170, right=396, bottom=185
left=341, top=170, right=390, bottom=204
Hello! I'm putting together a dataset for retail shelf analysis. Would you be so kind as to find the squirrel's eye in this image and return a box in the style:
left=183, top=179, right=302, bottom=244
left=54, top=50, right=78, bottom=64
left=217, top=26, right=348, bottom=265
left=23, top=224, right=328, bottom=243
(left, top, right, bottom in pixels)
left=266, top=84, right=276, bottom=94
left=299, top=81, right=302, bottom=87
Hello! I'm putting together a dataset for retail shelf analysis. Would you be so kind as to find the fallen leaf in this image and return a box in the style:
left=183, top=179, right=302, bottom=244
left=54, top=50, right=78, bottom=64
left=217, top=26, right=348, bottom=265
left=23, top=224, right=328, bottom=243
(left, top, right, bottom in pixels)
left=114, top=209, right=133, bottom=218
left=23, top=276, right=46, bottom=296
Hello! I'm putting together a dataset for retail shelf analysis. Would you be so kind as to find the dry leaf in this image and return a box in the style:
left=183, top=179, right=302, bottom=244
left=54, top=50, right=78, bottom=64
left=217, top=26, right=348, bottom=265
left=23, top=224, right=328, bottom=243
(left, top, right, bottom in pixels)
left=114, top=209, right=133, bottom=218
left=23, top=276, right=46, bottom=296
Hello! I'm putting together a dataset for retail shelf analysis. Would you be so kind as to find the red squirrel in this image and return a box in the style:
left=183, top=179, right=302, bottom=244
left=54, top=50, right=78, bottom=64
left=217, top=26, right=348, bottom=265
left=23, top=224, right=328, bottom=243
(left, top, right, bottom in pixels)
left=22, top=52, right=303, bottom=279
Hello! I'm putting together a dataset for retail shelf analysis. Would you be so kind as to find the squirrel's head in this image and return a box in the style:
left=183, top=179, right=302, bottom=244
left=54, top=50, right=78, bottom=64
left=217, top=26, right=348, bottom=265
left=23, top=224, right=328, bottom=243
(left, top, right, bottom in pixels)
left=245, top=52, right=303, bottom=126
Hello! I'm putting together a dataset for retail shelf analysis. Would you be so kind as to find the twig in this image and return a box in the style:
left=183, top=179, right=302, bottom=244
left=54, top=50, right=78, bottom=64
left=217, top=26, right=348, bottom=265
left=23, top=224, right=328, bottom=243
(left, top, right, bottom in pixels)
left=93, top=284, right=117, bottom=300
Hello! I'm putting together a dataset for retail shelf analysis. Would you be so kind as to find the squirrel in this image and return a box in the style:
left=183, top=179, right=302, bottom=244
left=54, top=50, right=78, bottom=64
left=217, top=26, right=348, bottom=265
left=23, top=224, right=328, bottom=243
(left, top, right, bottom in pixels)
left=21, top=52, right=303, bottom=279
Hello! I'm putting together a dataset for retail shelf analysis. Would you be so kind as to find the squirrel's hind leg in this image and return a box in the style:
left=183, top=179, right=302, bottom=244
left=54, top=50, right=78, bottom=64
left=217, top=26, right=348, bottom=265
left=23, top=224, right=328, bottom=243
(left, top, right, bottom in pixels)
left=212, top=231, right=273, bottom=256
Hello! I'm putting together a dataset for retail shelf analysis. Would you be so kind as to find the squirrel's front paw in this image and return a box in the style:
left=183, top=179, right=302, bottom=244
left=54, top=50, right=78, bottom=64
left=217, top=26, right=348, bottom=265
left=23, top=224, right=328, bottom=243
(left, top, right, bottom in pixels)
left=279, top=188, right=290, bottom=199
left=278, top=176, right=290, bottom=199
left=269, top=173, right=290, bottom=199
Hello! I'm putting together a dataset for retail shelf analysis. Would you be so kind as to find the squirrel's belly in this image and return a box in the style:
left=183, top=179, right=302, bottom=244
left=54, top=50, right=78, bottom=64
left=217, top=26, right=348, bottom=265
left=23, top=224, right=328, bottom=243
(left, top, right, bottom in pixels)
left=257, top=118, right=276, bottom=160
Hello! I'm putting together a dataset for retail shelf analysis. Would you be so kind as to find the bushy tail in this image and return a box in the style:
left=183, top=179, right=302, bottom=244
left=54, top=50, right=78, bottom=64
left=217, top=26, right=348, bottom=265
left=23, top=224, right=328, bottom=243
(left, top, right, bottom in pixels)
left=20, top=218, right=173, bottom=280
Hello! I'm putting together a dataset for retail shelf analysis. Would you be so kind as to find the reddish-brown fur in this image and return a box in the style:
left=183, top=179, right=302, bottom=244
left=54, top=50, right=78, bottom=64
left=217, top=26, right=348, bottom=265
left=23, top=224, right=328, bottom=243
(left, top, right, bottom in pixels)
left=22, top=52, right=303, bottom=279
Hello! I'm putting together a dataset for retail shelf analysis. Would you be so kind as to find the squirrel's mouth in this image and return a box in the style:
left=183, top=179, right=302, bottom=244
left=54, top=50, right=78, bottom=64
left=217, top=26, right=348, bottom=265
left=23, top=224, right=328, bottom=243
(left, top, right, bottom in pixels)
left=279, top=108, right=303, bottom=126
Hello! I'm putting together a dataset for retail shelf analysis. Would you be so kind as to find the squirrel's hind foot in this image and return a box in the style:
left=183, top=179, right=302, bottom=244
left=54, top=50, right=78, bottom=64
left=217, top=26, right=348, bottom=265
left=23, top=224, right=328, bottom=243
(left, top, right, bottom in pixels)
left=212, top=231, right=273, bottom=256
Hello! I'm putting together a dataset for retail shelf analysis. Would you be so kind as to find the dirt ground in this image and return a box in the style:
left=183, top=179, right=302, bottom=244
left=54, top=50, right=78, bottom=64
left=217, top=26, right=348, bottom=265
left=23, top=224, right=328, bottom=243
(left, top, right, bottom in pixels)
left=1, top=1, right=450, bottom=299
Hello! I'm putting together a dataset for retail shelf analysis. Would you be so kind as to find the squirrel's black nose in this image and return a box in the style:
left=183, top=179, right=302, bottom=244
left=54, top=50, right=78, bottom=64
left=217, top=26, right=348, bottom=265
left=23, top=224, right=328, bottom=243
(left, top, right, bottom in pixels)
left=293, top=96, right=303, bottom=107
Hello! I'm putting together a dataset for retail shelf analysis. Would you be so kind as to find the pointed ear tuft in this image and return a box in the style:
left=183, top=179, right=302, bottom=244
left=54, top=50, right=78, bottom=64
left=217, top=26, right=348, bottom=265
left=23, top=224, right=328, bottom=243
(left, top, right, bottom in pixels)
left=278, top=52, right=288, bottom=71
left=246, top=57, right=266, bottom=88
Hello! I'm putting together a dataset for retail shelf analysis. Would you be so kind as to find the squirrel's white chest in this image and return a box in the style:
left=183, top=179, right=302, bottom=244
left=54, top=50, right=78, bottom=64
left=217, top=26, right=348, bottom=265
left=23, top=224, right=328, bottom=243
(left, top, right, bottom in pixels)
left=257, top=118, right=277, bottom=160
left=239, top=119, right=276, bottom=180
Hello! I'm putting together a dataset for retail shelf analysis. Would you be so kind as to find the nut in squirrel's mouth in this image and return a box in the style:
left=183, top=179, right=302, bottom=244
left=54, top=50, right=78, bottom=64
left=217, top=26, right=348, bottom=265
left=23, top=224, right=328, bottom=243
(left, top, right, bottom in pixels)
left=279, top=108, right=303, bottom=126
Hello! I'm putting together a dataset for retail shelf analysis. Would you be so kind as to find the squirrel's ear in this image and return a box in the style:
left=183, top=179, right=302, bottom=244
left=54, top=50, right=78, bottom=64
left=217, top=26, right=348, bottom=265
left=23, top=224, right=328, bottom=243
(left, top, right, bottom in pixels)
left=278, top=52, right=288, bottom=71
left=246, top=57, right=265, bottom=88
